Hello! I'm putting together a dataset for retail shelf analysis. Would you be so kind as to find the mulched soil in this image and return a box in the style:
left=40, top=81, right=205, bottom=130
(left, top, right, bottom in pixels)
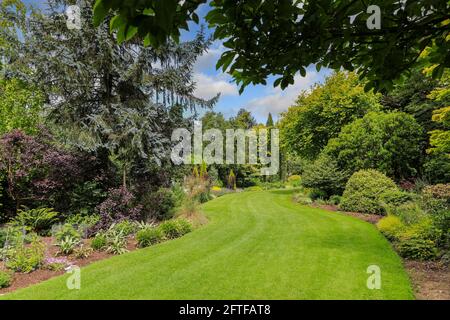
left=403, top=260, right=450, bottom=300
left=0, top=237, right=138, bottom=295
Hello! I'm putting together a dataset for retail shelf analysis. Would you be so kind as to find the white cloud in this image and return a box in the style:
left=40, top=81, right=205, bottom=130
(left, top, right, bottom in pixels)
left=193, top=72, right=239, bottom=100
left=246, top=72, right=319, bottom=121
left=194, top=43, right=225, bottom=73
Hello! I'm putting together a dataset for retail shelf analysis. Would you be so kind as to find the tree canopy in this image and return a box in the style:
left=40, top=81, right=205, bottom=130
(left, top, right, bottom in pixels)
left=93, top=0, right=450, bottom=92
left=279, top=72, right=380, bottom=159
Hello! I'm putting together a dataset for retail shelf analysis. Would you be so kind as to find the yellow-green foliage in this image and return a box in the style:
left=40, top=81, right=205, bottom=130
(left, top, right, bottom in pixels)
left=377, top=215, right=405, bottom=241
left=287, top=175, right=302, bottom=187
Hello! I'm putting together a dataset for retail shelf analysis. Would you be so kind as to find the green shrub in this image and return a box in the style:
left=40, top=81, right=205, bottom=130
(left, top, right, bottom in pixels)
left=159, top=219, right=193, bottom=240
left=308, top=189, right=328, bottom=201
left=377, top=215, right=405, bottom=241
left=91, top=233, right=107, bottom=251
left=112, top=220, right=137, bottom=236
left=176, top=219, right=193, bottom=236
left=141, top=188, right=176, bottom=220
left=136, top=228, right=163, bottom=248
left=323, top=111, right=423, bottom=178
left=66, top=213, right=100, bottom=235
left=340, top=169, right=399, bottom=214
left=159, top=220, right=180, bottom=239
left=293, top=193, right=313, bottom=205
left=54, top=224, right=81, bottom=242
left=399, top=218, right=441, bottom=242
left=301, top=154, right=348, bottom=198
left=396, top=238, right=437, bottom=260
left=329, top=195, right=342, bottom=205
left=379, top=190, right=413, bottom=207
left=387, top=202, right=427, bottom=226
left=104, top=227, right=128, bottom=255
left=73, top=245, right=93, bottom=259
left=287, top=175, right=302, bottom=187
left=0, top=270, right=12, bottom=288
left=420, top=184, right=450, bottom=215
left=11, top=207, right=59, bottom=235
left=56, top=235, right=80, bottom=255
left=5, top=239, right=45, bottom=273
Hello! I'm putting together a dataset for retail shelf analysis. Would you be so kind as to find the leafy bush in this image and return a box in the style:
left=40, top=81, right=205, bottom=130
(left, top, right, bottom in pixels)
left=176, top=219, right=193, bottom=236
left=11, top=208, right=59, bottom=235
left=387, top=202, right=427, bottom=226
left=73, top=245, right=93, bottom=259
left=396, top=238, right=437, bottom=260
left=421, top=184, right=450, bottom=214
left=159, top=219, right=193, bottom=240
left=0, top=130, right=81, bottom=218
left=112, top=220, right=137, bottom=236
left=88, top=187, right=142, bottom=235
left=159, top=220, right=181, bottom=239
left=91, top=233, right=107, bottom=251
left=66, top=213, right=100, bottom=236
left=287, top=175, right=302, bottom=187
left=379, top=190, right=414, bottom=208
left=377, top=215, right=405, bottom=241
left=0, top=270, right=12, bottom=288
left=54, top=224, right=81, bottom=242
left=292, top=193, right=313, bottom=205
left=323, top=111, right=423, bottom=179
left=56, top=235, right=80, bottom=255
left=136, top=228, right=163, bottom=248
left=100, top=226, right=129, bottom=255
left=301, top=155, right=348, bottom=198
left=328, top=195, right=342, bottom=205
left=43, top=257, right=69, bottom=271
left=5, top=239, right=45, bottom=273
left=340, top=170, right=399, bottom=214
left=141, top=188, right=176, bottom=221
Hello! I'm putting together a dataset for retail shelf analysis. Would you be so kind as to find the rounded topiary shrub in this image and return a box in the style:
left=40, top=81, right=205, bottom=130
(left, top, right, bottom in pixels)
left=340, top=169, right=398, bottom=214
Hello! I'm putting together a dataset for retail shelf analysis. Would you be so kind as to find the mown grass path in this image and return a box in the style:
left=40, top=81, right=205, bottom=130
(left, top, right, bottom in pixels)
left=3, top=190, right=413, bottom=299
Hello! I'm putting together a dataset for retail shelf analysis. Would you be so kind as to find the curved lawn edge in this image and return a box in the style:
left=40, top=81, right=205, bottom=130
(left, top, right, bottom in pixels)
left=1, top=190, right=414, bottom=300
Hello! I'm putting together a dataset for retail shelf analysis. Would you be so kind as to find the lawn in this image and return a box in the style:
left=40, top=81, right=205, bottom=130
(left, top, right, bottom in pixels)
left=2, top=190, right=414, bottom=300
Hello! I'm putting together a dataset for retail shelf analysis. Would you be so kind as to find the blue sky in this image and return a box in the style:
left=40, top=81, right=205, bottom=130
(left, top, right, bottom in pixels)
left=181, top=3, right=331, bottom=123
left=25, top=0, right=331, bottom=123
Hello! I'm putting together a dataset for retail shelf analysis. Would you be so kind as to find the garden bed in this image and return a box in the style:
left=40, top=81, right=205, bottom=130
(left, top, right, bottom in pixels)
left=0, top=237, right=138, bottom=295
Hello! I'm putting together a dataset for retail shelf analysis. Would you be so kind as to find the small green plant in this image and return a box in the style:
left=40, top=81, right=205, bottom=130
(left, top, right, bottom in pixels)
left=159, top=219, right=193, bottom=240
left=136, top=228, right=163, bottom=248
left=287, top=175, right=302, bottom=187
left=56, top=236, right=80, bottom=255
left=396, top=238, right=438, bottom=260
left=5, top=239, right=46, bottom=273
left=328, top=195, right=342, bottom=205
left=73, top=244, right=94, bottom=259
left=11, top=207, right=59, bottom=235
left=112, top=220, right=137, bottom=236
left=104, top=227, right=128, bottom=255
left=54, top=224, right=81, bottom=242
left=159, top=220, right=180, bottom=239
left=0, top=270, right=13, bottom=288
left=91, top=233, right=107, bottom=251
left=43, top=257, right=68, bottom=271
left=292, top=193, right=312, bottom=205
left=105, top=234, right=128, bottom=255
left=176, top=219, right=193, bottom=236
left=377, top=215, right=405, bottom=241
